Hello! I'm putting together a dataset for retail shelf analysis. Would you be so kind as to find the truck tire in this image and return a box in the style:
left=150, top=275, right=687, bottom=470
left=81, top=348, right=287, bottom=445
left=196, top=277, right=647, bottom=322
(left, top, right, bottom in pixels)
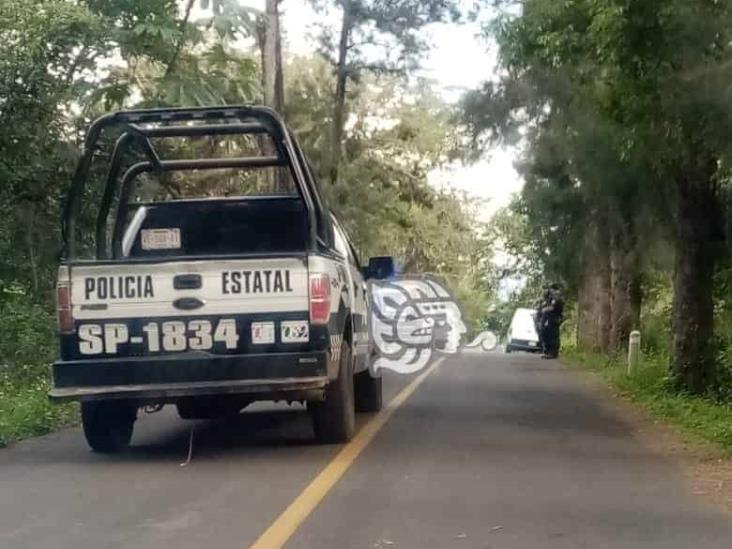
left=354, top=370, right=382, bottom=413
left=81, top=401, right=136, bottom=454
left=310, top=339, right=355, bottom=444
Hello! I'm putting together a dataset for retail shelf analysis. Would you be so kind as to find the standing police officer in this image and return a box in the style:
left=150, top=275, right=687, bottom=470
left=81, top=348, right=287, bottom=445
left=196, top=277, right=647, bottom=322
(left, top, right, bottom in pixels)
left=539, top=283, right=564, bottom=359
left=534, top=286, right=550, bottom=352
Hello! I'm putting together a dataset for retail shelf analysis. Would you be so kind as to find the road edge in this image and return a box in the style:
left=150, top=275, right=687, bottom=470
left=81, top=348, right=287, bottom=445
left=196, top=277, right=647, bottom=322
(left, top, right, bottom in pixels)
left=559, top=358, right=732, bottom=516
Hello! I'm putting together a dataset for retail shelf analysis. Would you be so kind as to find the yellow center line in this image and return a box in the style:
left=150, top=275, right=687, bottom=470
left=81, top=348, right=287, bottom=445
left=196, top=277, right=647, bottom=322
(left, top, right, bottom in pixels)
left=248, top=358, right=443, bottom=549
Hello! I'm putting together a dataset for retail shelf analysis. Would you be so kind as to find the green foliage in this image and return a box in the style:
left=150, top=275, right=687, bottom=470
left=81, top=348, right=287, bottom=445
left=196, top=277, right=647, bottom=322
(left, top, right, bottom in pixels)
left=640, top=274, right=674, bottom=356
left=0, top=0, right=263, bottom=446
left=84, top=0, right=182, bottom=60
left=0, top=0, right=491, bottom=447
left=0, top=290, right=55, bottom=369
left=0, top=0, right=263, bottom=291
left=285, top=57, right=492, bottom=330
left=714, top=262, right=732, bottom=401
left=86, top=0, right=261, bottom=110
left=0, top=0, right=105, bottom=293
left=0, top=290, right=77, bottom=447
left=95, top=45, right=260, bottom=109
left=311, top=0, right=460, bottom=74
left=469, top=0, right=731, bottom=391
left=0, top=376, right=78, bottom=448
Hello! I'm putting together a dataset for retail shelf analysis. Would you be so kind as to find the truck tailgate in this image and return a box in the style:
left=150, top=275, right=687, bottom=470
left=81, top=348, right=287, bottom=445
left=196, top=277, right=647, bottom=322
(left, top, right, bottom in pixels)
left=65, top=257, right=310, bottom=359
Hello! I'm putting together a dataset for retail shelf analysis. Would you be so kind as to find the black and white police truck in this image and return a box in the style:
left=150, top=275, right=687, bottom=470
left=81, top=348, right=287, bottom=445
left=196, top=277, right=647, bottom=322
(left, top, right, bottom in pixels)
left=51, top=106, right=387, bottom=452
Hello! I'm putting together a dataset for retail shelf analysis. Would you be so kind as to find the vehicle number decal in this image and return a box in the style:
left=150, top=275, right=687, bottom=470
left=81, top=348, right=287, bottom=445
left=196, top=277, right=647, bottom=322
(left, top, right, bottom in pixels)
left=141, top=228, right=181, bottom=250
left=281, top=320, right=309, bottom=343
left=78, top=318, right=239, bottom=355
left=251, top=322, right=275, bottom=344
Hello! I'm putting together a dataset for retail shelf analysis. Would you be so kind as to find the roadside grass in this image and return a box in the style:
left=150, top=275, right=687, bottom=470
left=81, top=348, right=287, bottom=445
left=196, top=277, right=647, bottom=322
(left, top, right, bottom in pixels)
left=0, top=291, right=78, bottom=448
left=0, top=367, right=78, bottom=448
left=563, top=348, right=732, bottom=454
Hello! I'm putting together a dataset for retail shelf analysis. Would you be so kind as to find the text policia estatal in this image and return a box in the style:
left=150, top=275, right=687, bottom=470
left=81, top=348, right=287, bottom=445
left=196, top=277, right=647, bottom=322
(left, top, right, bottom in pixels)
left=82, top=270, right=295, bottom=301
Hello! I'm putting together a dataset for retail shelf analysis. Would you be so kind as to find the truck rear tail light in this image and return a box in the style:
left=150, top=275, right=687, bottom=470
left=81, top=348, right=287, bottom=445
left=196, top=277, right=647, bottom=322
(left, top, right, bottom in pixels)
left=56, top=267, right=73, bottom=333
left=309, top=273, right=331, bottom=325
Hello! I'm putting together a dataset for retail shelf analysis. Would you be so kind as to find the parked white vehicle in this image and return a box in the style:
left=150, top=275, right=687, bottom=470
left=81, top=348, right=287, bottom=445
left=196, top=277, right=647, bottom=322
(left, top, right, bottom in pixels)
left=505, top=308, right=541, bottom=353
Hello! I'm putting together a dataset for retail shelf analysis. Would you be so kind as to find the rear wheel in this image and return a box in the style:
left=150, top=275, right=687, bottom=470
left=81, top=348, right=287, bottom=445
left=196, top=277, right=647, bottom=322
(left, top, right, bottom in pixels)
left=505, top=344, right=513, bottom=353
left=81, top=401, right=137, bottom=454
left=354, top=370, right=382, bottom=413
left=310, top=339, right=355, bottom=443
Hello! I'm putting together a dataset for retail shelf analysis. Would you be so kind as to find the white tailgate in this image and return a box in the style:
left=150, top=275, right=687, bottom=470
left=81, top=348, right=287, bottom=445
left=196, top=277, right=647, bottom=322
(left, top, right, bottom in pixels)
left=70, top=258, right=309, bottom=320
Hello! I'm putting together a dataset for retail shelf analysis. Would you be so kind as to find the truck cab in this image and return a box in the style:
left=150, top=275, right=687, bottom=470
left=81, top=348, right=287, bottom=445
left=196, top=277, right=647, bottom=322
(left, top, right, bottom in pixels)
left=52, top=106, right=383, bottom=452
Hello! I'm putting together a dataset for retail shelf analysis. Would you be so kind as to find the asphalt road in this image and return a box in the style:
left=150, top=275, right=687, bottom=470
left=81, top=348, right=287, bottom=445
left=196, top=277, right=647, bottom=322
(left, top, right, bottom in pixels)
left=1, top=352, right=730, bottom=549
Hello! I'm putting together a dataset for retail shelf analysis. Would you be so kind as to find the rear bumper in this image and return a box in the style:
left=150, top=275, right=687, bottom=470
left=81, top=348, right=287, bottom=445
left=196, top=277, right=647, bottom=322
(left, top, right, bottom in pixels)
left=50, top=351, right=328, bottom=402
left=507, top=339, right=541, bottom=352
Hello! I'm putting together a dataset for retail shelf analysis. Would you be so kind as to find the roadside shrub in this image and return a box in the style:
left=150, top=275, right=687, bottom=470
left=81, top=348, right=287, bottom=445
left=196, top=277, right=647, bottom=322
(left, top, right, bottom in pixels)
left=716, top=345, right=732, bottom=404
left=0, top=286, right=76, bottom=447
left=0, top=286, right=55, bottom=371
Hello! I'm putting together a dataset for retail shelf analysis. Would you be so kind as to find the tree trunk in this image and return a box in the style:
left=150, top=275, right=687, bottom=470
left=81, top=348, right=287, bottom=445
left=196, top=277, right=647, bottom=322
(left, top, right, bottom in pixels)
left=273, top=1, right=284, bottom=112
left=598, top=222, right=613, bottom=353
left=258, top=1, right=286, bottom=190
left=609, top=217, right=641, bottom=355
left=577, top=212, right=612, bottom=353
left=25, top=206, right=39, bottom=292
left=165, top=0, right=196, bottom=77
left=256, top=21, right=266, bottom=93
left=671, top=163, right=721, bottom=394
left=329, top=1, right=352, bottom=184
left=629, top=271, right=643, bottom=333
left=262, top=0, right=284, bottom=112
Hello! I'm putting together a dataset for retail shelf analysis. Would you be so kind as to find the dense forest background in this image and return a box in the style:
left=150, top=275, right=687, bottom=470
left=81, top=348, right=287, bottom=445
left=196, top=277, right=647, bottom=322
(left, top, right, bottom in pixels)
left=0, top=0, right=730, bottom=445
left=473, top=0, right=731, bottom=402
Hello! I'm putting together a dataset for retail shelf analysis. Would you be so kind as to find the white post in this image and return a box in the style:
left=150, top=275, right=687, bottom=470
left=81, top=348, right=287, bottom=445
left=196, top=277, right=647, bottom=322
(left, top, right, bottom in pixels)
left=628, top=330, right=641, bottom=375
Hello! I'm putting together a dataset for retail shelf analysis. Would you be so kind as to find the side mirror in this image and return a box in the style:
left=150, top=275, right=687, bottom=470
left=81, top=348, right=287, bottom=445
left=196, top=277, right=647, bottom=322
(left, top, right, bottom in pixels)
left=363, top=256, right=397, bottom=280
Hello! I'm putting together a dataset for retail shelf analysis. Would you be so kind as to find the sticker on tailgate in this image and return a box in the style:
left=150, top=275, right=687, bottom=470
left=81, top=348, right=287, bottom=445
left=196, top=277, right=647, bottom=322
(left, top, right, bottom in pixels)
left=281, top=320, right=309, bottom=343
left=251, top=322, right=275, bottom=344
left=141, top=228, right=181, bottom=250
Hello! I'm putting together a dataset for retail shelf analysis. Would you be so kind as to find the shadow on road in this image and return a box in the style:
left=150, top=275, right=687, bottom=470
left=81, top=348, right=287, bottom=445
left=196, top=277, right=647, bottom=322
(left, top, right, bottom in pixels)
left=129, top=406, right=316, bottom=460
left=120, top=402, right=377, bottom=464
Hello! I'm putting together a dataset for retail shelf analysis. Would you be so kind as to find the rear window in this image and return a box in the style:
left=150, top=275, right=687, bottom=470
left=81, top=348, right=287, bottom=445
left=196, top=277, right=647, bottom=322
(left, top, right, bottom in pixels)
left=129, top=167, right=297, bottom=203
left=71, top=125, right=305, bottom=260
left=150, top=133, right=278, bottom=161
left=120, top=198, right=309, bottom=259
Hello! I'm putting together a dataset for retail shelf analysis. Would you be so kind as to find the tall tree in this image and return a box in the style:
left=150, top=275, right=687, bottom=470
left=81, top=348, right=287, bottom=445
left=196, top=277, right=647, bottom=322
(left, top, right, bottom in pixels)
left=468, top=0, right=731, bottom=391
left=311, top=0, right=460, bottom=183
left=256, top=0, right=285, bottom=110
left=86, top=0, right=260, bottom=109
left=0, top=0, right=105, bottom=291
left=263, top=0, right=285, bottom=111
left=285, top=56, right=491, bottom=326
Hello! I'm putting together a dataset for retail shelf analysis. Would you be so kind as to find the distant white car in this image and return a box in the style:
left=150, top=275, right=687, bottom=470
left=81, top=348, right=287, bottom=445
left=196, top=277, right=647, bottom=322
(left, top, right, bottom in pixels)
left=505, top=308, right=541, bottom=353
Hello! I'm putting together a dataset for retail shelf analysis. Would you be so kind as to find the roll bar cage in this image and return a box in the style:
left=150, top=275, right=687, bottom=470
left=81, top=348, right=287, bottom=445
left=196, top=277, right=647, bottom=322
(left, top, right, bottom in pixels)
left=62, top=106, right=328, bottom=260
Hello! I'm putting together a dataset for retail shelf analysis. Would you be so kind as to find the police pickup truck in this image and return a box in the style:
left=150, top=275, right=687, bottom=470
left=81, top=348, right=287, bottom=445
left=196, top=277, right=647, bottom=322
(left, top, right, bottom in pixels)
left=51, top=106, right=386, bottom=452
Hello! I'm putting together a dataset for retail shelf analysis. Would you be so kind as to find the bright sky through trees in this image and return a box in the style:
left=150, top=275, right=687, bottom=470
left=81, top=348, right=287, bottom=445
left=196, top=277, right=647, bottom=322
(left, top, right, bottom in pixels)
left=240, top=0, right=523, bottom=220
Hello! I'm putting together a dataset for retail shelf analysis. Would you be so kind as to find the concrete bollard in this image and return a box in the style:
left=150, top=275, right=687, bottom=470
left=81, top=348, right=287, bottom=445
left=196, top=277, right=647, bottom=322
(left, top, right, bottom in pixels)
left=628, top=330, right=641, bottom=375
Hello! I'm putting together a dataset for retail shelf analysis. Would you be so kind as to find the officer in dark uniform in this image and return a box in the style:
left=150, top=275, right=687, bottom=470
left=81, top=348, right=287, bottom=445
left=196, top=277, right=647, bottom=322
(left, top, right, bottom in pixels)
left=534, top=286, right=550, bottom=352
left=540, top=283, right=564, bottom=359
